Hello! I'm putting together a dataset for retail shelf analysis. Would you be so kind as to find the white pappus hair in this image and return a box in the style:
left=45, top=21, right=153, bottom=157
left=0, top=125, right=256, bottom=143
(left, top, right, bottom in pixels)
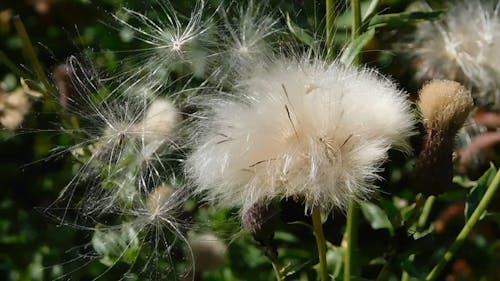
left=185, top=55, right=415, bottom=214
left=409, top=0, right=500, bottom=109
left=113, top=0, right=213, bottom=86
left=212, top=0, right=280, bottom=86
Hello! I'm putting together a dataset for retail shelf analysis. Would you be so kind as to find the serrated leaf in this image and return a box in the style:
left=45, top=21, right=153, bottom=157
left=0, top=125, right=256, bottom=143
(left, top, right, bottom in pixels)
left=465, top=164, right=497, bottom=221
left=359, top=201, right=394, bottom=235
left=339, top=28, right=375, bottom=65
left=286, top=13, right=313, bottom=47
left=369, top=10, right=444, bottom=29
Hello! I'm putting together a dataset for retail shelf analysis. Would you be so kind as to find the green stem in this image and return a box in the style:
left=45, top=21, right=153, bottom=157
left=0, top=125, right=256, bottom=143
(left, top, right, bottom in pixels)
left=0, top=51, right=29, bottom=78
left=375, top=249, right=396, bottom=281
left=325, top=0, right=335, bottom=61
left=401, top=255, right=414, bottom=281
left=351, top=0, right=362, bottom=65
left=344, top=201, right=360, bottom=280
left=425, top=168, right=500, bottom=281
left=270, top=256, right=284, bottom=281
left=13, top=15, right=55, bottom=97
left=312, top=207, right=328, bottom=281
left=343, top=2, right=362, bottom=280
left=418, top=195, right=436, bottom=230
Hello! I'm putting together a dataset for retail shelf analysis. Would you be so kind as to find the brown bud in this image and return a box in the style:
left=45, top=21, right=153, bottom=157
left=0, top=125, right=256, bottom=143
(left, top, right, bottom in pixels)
left=415, top=80, right=473, bottom=195
left=241, top=202, right=279, bottom=244
left=418, top=80, right=473, bottom=133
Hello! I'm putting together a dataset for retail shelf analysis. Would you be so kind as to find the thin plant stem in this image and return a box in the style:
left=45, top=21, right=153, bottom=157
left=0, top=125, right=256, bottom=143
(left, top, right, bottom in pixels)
left=0, top=51, right=29, bottom=78
left=270, top=256, right=284, bottom=281
left=344, top=1, right=362, bottom=280
left=351, top=0, right=362, bottom=65
left=375, top=251, right=395, bottom=281
left=13, top=15, right=55, bottom=97
left=325, top=0, right=335, bottom=61
left=344, top=201, right=360, bottom=280
left=396, top=195, right=436, bottom=280
left=312, top=207, right=328, bottom=281
left=418, top=195, right=436, bottom=230
left=425, top=168, right=500, bottom=281
left=401, top=255, right=414, bottom=281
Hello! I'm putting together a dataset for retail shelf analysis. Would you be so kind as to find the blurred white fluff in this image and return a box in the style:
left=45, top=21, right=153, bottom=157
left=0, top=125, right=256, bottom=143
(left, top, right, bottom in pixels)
left=185, top=55, right=415, bottom=214
left=53, top=57, right=182, bottom=217
left=410, top=0, right=500, bottom=108
left=114, top=0, right=212, bottom=84
left=214, top=0, right=279, bottom=85
left=137, top=98, right=181, bottom=142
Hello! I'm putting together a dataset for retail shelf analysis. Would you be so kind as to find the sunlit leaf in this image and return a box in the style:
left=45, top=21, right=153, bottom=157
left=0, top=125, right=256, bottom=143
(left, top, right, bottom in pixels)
left=286, top=13, right=314, bottom=47
left=339, top=28, right=375, bottom=65
left=369, top=10, right=444, bottom=29
left=465, top=164, right=497, bottom=221
left=360, top=200, right=394, bottom=235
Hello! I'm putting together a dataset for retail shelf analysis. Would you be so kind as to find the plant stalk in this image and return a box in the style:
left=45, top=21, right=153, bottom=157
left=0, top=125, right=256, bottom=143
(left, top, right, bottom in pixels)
left=13, top=15, right=54, bottom=97
left=351, top=0, right=362, bottom=65
left=270, top=256, right=284, bottom=281
left=0, top=51, right=29, bottom=78
left=425, top=168, right=500, bottom=281
left=344, top=1, right=362, bottom=280
left=418, top=195, right=436, bottom=230
left=312, top=207, right=328, bottom=281
left=326, top=0, right=335, bottom=61
left=344, top=201, right=360, bottom=280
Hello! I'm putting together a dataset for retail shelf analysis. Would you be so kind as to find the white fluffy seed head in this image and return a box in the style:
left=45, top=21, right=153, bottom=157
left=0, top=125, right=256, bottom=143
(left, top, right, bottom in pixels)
left=147, top=183, right=174, bottom=220
left=185, top=55, right=415, bottom=214
left=0, top=87, right=31, bottom=130
left=114, top=0, right=213, bottom=86
left=136, top=98, right=181, bottom=142
left=213, top=0, right=279, bottom=85
left=418, top=80, right=473, bottom=132
left=409, top=0, right=500, bottom=109
left=188, top=232, right=226, bottom=273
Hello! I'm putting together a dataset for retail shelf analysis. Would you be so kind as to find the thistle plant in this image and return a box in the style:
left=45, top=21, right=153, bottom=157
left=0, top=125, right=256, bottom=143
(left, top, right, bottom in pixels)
left=2, top=1, right=500, bottom=281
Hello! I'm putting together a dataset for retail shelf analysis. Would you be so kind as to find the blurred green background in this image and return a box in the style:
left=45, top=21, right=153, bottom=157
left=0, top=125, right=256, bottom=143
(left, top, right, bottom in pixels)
left=1, top=1, right=499, bottom=281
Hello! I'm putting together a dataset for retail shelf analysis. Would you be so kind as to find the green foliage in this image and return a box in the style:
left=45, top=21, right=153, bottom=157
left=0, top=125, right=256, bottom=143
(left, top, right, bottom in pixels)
left=0, top=0, right=499, bottom=280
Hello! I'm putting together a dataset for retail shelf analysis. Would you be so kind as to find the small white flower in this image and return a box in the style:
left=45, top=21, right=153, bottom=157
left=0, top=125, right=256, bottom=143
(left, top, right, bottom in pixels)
left=409, top=0, right=500, bottom=108
left=185, top=55, right=414, bottom=214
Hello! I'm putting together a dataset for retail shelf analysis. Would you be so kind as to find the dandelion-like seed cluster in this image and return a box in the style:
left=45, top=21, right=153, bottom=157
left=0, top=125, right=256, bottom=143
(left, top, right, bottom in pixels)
left=410, top=0, right=500, bottom=108
left=45, top=0, right=420, bottom=278
left=186, top=56, right=414, bottom=214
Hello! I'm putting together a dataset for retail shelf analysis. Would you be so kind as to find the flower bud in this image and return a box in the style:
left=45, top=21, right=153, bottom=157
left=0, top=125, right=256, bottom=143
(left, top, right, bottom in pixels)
left=241, top=202, right=279, bottom=244
left=415, top=80, right=473, bottom=195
